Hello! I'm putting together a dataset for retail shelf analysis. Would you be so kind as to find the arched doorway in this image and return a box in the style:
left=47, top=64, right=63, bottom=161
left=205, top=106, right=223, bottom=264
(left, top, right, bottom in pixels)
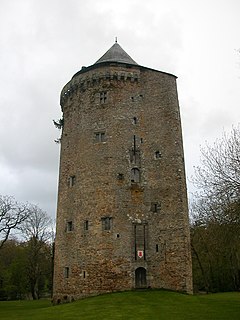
left=135, top=267, right=147, bottom=288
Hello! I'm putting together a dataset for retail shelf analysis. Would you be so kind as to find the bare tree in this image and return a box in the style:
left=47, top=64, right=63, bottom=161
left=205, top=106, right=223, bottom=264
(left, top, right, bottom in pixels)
left=0, top=195, right=30, bottom=249
left=193, top=125, right=240, bottom=202
left=21, top=204, right=52, bottom=242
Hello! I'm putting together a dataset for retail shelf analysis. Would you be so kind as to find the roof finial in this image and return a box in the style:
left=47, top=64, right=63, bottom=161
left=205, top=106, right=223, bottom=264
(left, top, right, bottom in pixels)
left=115, top=36, right=118, bottom=43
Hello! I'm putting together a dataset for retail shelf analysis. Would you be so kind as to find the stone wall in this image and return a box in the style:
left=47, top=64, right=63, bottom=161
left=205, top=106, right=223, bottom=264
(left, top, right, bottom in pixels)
left=52, top=62, right=192, bottom=303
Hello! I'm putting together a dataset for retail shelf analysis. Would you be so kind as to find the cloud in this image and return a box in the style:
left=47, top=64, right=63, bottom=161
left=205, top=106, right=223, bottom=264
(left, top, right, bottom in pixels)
left=0, top=0, right=239, bottom=219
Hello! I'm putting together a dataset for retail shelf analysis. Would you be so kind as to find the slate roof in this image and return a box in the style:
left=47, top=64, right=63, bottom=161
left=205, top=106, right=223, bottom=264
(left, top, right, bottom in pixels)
left=95, top=41, right=138, bottom=65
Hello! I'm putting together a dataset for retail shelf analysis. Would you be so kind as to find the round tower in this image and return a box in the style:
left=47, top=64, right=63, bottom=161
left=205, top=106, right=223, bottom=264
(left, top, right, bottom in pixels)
left=53, top=41, right=192, bottom=303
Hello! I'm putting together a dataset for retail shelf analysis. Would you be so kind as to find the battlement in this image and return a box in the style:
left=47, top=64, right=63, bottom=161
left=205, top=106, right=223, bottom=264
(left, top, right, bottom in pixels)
left=60, top=69, right=140, bottom=106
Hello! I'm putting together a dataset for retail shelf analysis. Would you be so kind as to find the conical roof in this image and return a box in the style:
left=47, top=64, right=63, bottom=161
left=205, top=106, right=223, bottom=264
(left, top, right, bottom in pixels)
left=95, top=41, right=138, bottom=65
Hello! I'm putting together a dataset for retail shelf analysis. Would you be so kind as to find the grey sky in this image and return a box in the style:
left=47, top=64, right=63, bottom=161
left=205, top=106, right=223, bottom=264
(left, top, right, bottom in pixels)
left=0, top=0, right=239, bottom=218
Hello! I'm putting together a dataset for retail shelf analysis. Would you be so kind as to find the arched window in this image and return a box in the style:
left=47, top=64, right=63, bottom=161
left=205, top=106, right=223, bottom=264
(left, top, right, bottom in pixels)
left=131, top=168, right=140, bottom=183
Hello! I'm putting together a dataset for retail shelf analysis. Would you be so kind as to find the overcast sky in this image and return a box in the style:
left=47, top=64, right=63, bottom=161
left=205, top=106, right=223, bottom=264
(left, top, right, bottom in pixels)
left=0, top=0, right=239, bottom=219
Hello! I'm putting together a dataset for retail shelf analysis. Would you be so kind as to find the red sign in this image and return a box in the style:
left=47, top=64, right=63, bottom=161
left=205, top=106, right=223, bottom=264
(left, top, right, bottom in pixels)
left=137, top=250, right=144, bottom=258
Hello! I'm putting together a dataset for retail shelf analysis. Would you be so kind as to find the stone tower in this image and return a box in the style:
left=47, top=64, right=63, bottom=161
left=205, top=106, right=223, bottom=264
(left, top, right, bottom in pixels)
left=53, top=41, right=192, bottom=303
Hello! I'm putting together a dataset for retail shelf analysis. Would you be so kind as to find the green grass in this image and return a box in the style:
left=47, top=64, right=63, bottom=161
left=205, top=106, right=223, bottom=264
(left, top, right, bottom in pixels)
left=0, top=290, right=239, bottom=320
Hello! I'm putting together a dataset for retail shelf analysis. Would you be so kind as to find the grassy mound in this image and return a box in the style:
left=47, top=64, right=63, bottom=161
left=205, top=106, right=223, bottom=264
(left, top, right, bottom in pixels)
left=0, top=290, right=239, bottom=319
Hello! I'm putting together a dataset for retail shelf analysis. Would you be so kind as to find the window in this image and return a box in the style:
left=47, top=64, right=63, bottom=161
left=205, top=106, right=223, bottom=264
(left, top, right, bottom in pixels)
left=100, top=91, right=107, bottom=104
left=130, top=150, right=140, bottom=165
left=64, top=267, right=69, bottom=278
left=102, top=217, right=112, bottom=231
left=131, top=168, right=140, bottom=183
left=133, top=117, right=137, bottom=124
left=95, top=132, right=106, bottom=142
left=117, top=173, right=124, bottom=180
left=151, top=202, right=161, bottom=213
left=66, top=221, right=73, bottom=232
left=155, top=151, right=162, bottom=159
left=134, top=224, right=147, bottom=261
left=84, top=220, right=89, bottom=231
left=156, top=244, right=159, bottom=252
left=69, top=175, right=76, bottom=187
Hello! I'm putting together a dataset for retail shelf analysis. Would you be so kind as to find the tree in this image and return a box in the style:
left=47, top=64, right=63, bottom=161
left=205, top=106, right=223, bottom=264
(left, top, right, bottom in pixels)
left=193, top=125, right=240, bottom=204
left=0, top=195, right=30, bottom=249
left=191, top=126, right=240, bottom=292
left=0, top=239, right=28, bottom=300
left=20, top=205, right=53, bottom=299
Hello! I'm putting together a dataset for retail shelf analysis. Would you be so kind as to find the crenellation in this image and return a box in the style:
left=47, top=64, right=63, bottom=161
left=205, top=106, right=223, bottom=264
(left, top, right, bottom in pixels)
left=60, top=69, right=140, bottom=106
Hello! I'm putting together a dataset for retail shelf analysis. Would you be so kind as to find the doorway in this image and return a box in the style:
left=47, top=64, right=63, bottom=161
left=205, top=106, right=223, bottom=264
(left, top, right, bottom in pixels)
left=135, top=267, right=147, bottom=288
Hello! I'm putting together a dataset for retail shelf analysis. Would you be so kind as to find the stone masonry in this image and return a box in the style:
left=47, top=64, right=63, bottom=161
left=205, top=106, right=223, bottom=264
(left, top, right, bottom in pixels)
left=52, top=41, right=193, bottom=303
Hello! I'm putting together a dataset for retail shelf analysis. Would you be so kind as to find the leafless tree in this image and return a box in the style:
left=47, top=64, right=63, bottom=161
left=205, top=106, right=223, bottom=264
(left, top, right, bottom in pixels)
left=193, top=125, right=240, bottom=203
left=0, top=195, right=30, bottom=249
left=20, top=204, right=53, bottom=242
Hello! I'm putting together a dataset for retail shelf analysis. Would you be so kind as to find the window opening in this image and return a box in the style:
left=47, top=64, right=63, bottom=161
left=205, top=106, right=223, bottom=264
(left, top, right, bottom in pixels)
left=117, top=173, right=124, bottom=180
left=95, top=132, right=106, bottom=142
left=64, top=267, right=69, bottom=278
left=131, top=168, right=140, bottom=183
left=133, top=135, right=136, bottom=153
left=66, top=221, right=73, bottom=232
left=69, top=175, right=76, bottom=187
left=83, top=271, right=86, bottom=278
left=130, top=135, right=141, bottom=165
left=84, top=220, right=89, bottom=231
left=155, top=151, right=162, bottom=159
left=130, top=150, right=140, bottom=165
left=156, top=244, right=159, bottom=252
left=102, top=217, right=112, bottom=231
left=100, top=91, right=107, bottom=104
left=134, top=224, right=147, bottom=260
left=133, top=117, right=137, bottom=124
left=151, top=202, right=161, bottom=213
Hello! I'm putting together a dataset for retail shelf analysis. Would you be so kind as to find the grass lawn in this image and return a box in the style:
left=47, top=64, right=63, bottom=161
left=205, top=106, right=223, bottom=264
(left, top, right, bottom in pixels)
left=0, top=290, right=239, bottom=320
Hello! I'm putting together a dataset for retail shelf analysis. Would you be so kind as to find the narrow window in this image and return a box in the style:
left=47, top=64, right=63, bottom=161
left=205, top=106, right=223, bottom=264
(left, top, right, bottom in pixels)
left=131, top=168, right=140, bottom=183
left=83, top=271, right=86, bottom=278
left=84, top=220, right=89, bottom=231
left=117, top=173, right=124, bottom=180
left=134, top=224, right=147, bottom=261
left=69, top=175, right=76, bottom=187
left=133, top=117, right=137, bottom=124
left=95, top=132, right=106, bottom=142
left=100, top=91, right=107, bottom=104
left=156, top=244, right=159, bottom=252
left=151, top=202, right=161, bottom=213
left=155, top=151, right=162, bottom=159
left=66, top=221, right=73, bottom=232
left=64, top=267, right=69, bottom=278
left=130, top=150, right=140, bottom=165
left=102, top=217, right=112, bottom=231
